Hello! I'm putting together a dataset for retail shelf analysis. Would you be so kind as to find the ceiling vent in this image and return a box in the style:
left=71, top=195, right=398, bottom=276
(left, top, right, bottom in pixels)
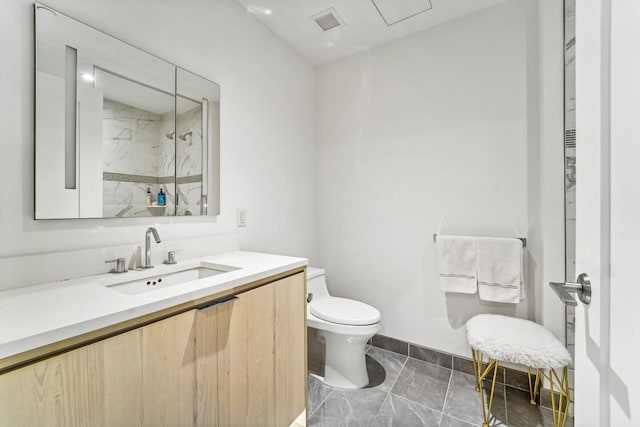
left=310, top=8, right=344, bottom=32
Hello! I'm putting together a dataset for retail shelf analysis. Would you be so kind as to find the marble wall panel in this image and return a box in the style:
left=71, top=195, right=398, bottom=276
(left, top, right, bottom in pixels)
left=134, top=114, right=162, bottom=177
left=103, top=99, right=135, bottom=174
left=102, top=99, right=168, bottom=217
left=160, top=111, right=176, bottom=177
left=176, top=105, right=203, bottom=178
left=161, top=182, right=176, bottom=213
left=177, top=181, right=202, bottom=216
left=103, top=180, right=134, bottom=207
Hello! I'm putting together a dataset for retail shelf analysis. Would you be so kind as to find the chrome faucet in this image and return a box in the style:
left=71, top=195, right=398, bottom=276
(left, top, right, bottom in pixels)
left=143, top=227, right=161, bottom=268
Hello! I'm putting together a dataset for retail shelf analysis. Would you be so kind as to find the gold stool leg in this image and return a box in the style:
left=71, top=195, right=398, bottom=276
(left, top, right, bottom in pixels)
left=471, top=348, right=499, bottom=427
left=528, top=368, right=541, bottom=405
left=472, top=348, right=482, bottom=392
left=549, top=367, right=571, bottom=427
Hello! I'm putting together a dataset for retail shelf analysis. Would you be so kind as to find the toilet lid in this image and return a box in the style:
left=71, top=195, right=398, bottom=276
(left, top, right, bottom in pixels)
left=310, top=297, right=380, bottom=326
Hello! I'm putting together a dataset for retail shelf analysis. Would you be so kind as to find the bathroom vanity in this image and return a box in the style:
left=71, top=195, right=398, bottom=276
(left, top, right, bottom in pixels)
left=0, top=252, right=307, bottom=427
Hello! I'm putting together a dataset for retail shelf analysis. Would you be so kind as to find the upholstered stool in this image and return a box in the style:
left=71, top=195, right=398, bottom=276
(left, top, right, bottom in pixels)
left=466, top=314, right=573, bottom=427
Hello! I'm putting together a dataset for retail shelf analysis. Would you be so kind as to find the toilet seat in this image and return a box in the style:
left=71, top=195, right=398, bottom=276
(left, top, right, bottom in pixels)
left=310, top=297, right=380, bottom=326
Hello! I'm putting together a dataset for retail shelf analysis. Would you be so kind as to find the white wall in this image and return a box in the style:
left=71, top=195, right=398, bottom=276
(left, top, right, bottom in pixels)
left=0, top=0, right=317, bottom=289
left=0, top=0, right=565, bottom=358
left=316, top=0, right=564, bottom=357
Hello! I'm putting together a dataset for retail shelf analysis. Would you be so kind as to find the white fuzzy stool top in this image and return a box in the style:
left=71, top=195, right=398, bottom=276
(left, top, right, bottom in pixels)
left=466, top=314, right=572, bottom=370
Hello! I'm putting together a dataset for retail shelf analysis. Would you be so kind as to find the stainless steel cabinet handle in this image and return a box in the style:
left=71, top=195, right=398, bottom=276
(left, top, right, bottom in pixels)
left=549, top=273, right=592, bottom=306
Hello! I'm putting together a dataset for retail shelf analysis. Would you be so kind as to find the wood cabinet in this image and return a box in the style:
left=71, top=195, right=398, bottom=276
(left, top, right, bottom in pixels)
left=0, top=309, right=196, bottom=427
left=0, top=270, right=306, bottom=427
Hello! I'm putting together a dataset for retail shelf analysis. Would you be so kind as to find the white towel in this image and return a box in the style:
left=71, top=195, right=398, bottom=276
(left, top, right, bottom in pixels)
left=476, top=237, right=524, bottom=303
left=436, top=235, right=477, bottom=294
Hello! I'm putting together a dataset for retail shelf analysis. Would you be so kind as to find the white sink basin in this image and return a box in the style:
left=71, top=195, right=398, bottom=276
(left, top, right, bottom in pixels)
left=106, top=264, right=237, bottom=295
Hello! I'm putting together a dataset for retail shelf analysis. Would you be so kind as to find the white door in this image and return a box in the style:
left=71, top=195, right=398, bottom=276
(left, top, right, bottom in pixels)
left=574, top=0, right=640, bottom=425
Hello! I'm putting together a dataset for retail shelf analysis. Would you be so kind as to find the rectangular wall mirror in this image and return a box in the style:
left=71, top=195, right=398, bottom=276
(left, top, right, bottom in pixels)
left=34, top=3, right=220, bottom=219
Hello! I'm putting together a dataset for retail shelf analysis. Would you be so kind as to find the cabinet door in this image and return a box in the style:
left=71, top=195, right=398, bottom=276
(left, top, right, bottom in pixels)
left=217, top=281, right=276, bottom=426
left=0, top=310, right=196, bottom=427
left=0, top=325, right=142, bottom=427
left=195, top=302, right=220, bottom=427
left=140, top=310, right=197, bottom=426
left=274, top=272, right=306, bottom=425
left=217, top=272, right=306, bottom=427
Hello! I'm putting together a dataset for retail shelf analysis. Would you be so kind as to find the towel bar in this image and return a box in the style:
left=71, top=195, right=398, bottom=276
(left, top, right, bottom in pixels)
left=432, top=233, right=527, bottom=248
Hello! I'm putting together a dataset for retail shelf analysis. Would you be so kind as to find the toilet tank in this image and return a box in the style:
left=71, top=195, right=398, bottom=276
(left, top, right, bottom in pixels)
left=307, top=267, right=330, bottom=299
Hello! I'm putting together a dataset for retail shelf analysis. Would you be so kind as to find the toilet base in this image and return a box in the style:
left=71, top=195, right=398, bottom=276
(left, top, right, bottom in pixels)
left=309, top=326, right=379, bottom=389
left=323, top=330, right=369, bottom=388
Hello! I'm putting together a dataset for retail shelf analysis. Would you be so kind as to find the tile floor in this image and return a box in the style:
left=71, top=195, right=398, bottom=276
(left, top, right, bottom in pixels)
left=308, top=346, right=573, bottom=427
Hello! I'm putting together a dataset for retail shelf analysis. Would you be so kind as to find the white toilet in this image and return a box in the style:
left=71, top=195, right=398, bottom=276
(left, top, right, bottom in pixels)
left=306, top=267, right=381, bottom=389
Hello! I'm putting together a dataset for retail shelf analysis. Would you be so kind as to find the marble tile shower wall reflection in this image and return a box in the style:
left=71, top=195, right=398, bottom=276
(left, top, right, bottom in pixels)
left=102, top=99, right=171, bottom=217
left=159, top=110, right=176, bottom=214
left=176, top=105, right=203, bottom=216
left=564, top=0, right=576, bottom=280
left=564, top=0, right=576, bottom=410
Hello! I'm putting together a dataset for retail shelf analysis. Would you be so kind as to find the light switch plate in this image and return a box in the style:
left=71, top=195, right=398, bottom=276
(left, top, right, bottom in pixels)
left=237, top=208, right=247, bottom=227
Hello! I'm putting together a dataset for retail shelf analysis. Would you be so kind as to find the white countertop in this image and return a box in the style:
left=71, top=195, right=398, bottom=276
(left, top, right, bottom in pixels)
left=0, top=251, right=307, bottom=361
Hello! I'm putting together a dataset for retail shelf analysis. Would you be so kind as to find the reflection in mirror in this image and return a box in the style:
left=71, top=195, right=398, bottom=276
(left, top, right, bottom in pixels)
left=175, top=95, right=202, bottom=216
left=176, top=68, right=220, bottom=216
left=34, top=4, right=220, bottom=219
left=96, top=68, right=176, bottom=217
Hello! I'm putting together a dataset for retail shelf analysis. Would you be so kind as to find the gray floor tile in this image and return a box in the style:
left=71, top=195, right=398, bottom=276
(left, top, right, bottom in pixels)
left=307, top=349, right=574, bottom=427
left=391, top=358, right=452, bottom=412
left=442, top=371, right=507, bottom=426
left=544, top=411, right=573, bottom=427
left=505, top=387, right=573, bottom=427
left=371, top=393, right=442, bottom=427
left=308, top=412, right=377, bottom=427
left=309, top=387, right=388, bottom=427
left=308, top=376, right=335, bottom=417
left=366, top=346, right=409, bottom=391
left=539, top=387, right=572, bottom=411
left=439, top=414, right=475, bottom=427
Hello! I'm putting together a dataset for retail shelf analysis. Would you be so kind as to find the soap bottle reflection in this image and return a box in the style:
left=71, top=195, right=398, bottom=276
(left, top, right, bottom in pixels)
left=157, top=188, right=166, bottom=206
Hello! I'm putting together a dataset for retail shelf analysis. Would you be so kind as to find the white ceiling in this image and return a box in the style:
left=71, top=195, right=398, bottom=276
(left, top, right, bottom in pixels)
left=235, top=0, right=509, bottom=65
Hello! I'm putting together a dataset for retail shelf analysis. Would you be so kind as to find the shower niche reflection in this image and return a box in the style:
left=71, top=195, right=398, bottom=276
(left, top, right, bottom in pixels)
left=34, top=3, right=220, bottom=219
left=99, top=69, right=176, bottom=218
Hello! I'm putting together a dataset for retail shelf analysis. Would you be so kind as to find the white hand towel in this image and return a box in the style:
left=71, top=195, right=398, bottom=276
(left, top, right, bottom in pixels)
left=436, top=235, right=477, bottom=294
left=476, top=237, right=524, bottom=303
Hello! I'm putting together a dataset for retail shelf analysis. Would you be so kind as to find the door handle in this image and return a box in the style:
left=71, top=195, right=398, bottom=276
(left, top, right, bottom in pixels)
left=549, top=273, right=592, bottom=306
